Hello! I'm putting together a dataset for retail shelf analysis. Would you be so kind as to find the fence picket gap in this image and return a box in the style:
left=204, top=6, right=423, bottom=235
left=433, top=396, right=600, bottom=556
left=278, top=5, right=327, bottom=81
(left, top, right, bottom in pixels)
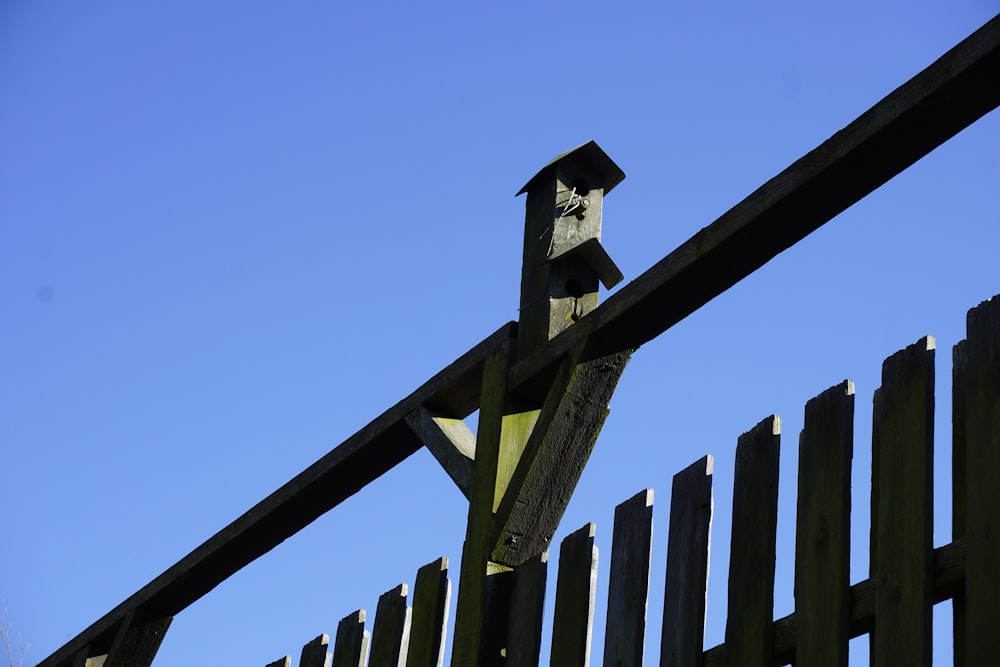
left=659, top=455, right=713, bottom=667
left=795, top=380, right=854, bottom=667
left=871, top=337, right=935, bottom=665
left=724, top=416, right=780, bottom=667
left=603, top=489, right=654, bottom=667
left=300, top=634, right=331, bottom=667
left=332, top=610, right=369, bottom=667
left=506, top=551, right=548, bottom=667
left=550, top=523, right=599, bottom=667
left=962, top=295, right=1000, bottom=664
left=406, top=558, right=451, bottom=667
left=369, top=584, right=411, bottom=667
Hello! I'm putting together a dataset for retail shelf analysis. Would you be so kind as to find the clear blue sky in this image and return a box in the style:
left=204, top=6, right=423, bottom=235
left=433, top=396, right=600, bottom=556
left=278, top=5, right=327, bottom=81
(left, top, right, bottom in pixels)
left=2, top=3, right=998, bottom=665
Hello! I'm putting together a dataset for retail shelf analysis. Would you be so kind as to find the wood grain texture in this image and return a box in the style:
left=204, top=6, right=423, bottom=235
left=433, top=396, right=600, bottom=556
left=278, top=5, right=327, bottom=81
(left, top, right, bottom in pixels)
left=550, top=523, right=598, bottom=667
left=369, top=584, right=411, bottom=667
left=961, top=295, right=1000, bottom=665
left=724, top=417, right=780, bottom=667
left=407, top=558, right=450, bottom=667
left=492, top=347, right=632, bottom=567
left=332, top=610, right=369, bottom=667
left=102, top=611, right=171, bottom=667
left=506, top=552, right=548, bottom=667
left=405, top=407, right=475, bottom=500
left=870, top=338, right=935, bottom=666
left=603, top=489, right=654, bottom=667
left=951, top=339, right=968, bottom=667
left=794, top=381, right=854, bottom=667
left=299, top=634, right=331, bottom=667
left=659, top=455, right=713, bottom=667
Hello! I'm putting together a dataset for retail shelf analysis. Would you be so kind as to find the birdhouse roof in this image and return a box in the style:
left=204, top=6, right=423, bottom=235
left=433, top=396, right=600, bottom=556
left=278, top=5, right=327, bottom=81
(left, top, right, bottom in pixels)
left=516, top=140, right=626, bottom=196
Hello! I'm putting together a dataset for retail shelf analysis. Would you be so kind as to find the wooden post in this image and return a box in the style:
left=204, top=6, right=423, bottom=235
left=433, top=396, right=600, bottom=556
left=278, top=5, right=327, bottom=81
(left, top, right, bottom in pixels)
left=603, top=489, right=654, bottom=667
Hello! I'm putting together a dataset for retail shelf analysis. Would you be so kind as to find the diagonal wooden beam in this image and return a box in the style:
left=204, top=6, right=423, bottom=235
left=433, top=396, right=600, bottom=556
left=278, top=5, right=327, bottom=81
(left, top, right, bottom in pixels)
left=405, top=406, right=476, bottom=499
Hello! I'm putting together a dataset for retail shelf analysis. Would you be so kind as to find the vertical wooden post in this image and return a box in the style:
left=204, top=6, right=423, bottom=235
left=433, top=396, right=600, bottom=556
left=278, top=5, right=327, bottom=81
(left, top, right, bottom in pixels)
left=369, top=584, right=411, bottom=667
left=505, top=552, right=548, bottom=667
left=299, top=634, right=331, bottom=667
left=870, top=338, right=934, bottom=666
left=962, top=295, right=1000, bottom=664
left=550, top=523, right=599, bottom=667
left=724, top=416, right=780, bottom=667
left=794, top=381, right=854, bottom=667
left=331, top=610, right=369, bottom=667
left=659, top=455, right=713, bottom=667
left=406, top=558, right=450, bottom=667
left=951, top=339, right=968, bottom=667
left=603, top=489, right=654, bottom=667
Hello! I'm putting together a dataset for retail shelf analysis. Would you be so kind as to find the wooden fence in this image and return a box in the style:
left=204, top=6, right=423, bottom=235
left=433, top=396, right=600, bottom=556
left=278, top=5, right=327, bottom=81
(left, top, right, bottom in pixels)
left=265, top=294, right=999, bottom=667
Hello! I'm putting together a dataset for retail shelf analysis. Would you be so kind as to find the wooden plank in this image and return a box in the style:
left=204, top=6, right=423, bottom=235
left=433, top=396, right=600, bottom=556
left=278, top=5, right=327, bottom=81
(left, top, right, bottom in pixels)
left=794, top=381, right=853, bottom=667
left=951, top=339, right=968, bottom=667
left=369, top=584, right=411, bottom=667
left=300, top=634, right=331, bottom=667
left=332, top=610, right=369, bottom=667
left=724, top=416, right=780, bottom=667
left=264, top=658, right=291, bottom=667
left=961, top=294, right=1000, bottom=664
left=704, top=538, right=969, bottom=667
left=870, top=338, right=935, bottom=666
left=506, top=551, right=548, bottom=667
left=603, top=489, right=654, bottom=667
left=492, top=347, right=632, bottom=567
left=550, top=523, right=598, bottom=667
left=451, top=339, right=513, bottom=666
left=659, top=455, right=713, bottom=667
left=102, top=611, right=171, bottom=667
left=405, top=407, right=476, bottom=499
left=407, top=558, right=450, bottom=667
left=509, top=14, right=1000, bottom=386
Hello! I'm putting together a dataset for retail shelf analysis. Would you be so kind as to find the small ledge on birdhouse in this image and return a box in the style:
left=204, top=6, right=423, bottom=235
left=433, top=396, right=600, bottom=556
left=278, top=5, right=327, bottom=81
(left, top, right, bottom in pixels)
left=546, top=237, right=624, bottom=290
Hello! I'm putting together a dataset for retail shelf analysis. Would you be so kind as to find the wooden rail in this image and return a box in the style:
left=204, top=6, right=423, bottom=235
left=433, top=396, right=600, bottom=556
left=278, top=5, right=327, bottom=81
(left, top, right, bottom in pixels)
left=39, top=13, right=1000, bottom=667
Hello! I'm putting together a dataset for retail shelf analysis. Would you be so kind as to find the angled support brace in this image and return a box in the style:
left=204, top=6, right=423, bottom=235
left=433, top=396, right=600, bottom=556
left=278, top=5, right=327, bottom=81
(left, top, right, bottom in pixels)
left=102, top=610, right=172, bottom=667
left=406, top=406, right=477, bottom=499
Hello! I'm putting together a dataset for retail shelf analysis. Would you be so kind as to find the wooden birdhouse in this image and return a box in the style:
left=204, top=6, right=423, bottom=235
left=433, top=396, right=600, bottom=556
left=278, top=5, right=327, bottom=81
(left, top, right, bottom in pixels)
left=516, top=140, right=625, bottom=358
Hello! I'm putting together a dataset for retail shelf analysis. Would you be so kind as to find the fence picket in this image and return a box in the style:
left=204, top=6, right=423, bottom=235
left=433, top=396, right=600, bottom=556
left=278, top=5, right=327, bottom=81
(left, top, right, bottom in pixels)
left=265, top=658, right=291, bottom=667
left=724, top=416, right=780, bottom=667
left=406, top=558, right=451, bottom=667
left=603, top=489, right=654, bottom=667
left=369, top=584, right=411, bottom=667
left=299, top=634, right=331, bottom=667
left=871, top=338, right=935, bottom=665
left=659, top=455, right=713, bottom=667
left=795, top=381, right=853, bottom=667
left=962, top=295, right=1000, bottom=665
left=550, top=523, right=598, bottom=667
left=951, top=339, right=968, bottom=667
left=332, top=611, right=369, bottom=667
left=506, top=552, right=548, bottom=667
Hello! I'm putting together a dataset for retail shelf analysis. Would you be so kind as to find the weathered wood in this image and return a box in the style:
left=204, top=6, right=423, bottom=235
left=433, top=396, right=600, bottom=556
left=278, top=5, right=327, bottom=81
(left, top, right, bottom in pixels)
left=299, top=634, right=331, bottom=667
left=951, top=339, right=968, bottom=667
left=506, top=551, right=548, bottom=667
left=870, top=338, right=934, bottom=666
left=509, top=14, right=1000, bottom=387
left=72, top=651, right=106, bottom=667
left=264, top=658, right=291, bottom=667
left=961, top=295, right=1000, bottom=665
left=405, top=406, right=476, bottom=499
left=550, top=523, right=598, bottom=667
left=794, top=381, right=853, bottom=667
left=451, top=339, right=513, bottom=666
left=603, top=489, right=654, bottom=667
left=332, top=610, right=369, bottom=667
left=659, top=455, right=713, bottom=667
left=369, top=584, right=411, bottom=667
left=492, top=347, right=632, bottom=567
left=407, top=558, right=450, bottom=667
left=102, top=611, right=171, bottom=667
left=724, top=416, right=780, bottom=667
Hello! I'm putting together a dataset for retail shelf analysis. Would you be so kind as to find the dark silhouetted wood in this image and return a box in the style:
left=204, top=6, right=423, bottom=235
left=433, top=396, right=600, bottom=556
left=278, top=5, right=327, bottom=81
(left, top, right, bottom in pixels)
left=794, top=381, right=853, bottom=667
left=961, top=295, right=1000, bottom=665
left=724, top=416, right=780, bottom=667
left=299, top=634, right=331, bottom=667
left=506, top=551, right=547, bottom=667
left=332, top=610, right=368, bottom=667
left=603, top=489, right=654, bottom=667
left=871, top=338, right=934, bottom=666
left=405, top=407, right=475, bottom=499
left=660, top=455, right=713, bottom=667
left=369, top=584, right=410, bottom=667
left=264, top=658, right=291, bottom=667
left=952, top=339, right=968, bottom=667
left=102, top=611, right=171, bottom=667
left=550, top=523, right=598, bottom=667
left=407, top=558, right=450, bottom=667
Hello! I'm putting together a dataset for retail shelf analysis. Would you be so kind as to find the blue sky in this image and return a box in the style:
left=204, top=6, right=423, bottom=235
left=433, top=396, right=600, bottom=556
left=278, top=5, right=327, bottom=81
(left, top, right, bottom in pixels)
left=2, top=3, right=998, bottom=665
